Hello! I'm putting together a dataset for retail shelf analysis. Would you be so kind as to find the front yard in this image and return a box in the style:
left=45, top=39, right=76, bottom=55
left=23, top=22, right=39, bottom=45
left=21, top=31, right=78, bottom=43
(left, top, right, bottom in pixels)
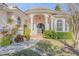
left=1, top=38, right=76, bottom=56
left=0, top=27, right=78, bottom=56
left=33, top=39, right=76, bottom=56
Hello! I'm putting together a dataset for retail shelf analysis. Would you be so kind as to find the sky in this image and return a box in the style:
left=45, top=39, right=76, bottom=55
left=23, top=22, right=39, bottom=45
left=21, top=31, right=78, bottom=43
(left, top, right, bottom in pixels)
left=16, top=3, right=68, bottom=12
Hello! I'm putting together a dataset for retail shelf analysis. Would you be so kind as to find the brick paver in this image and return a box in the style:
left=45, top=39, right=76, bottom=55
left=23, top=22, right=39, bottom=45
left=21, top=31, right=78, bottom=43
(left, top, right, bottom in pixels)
left=30, top=33, right=43, bottom=40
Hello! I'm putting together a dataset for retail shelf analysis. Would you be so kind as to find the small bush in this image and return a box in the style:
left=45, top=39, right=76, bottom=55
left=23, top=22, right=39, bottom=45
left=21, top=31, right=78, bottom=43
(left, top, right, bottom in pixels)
left=14, top=34, right=24, bottom=43
left=43, top=30, right=72, bottom=39
left=0, top=36, right=12, bottom=46
left=43, top=30, right=56, bottom=39
left=23, top=25, right=31, bottom=40
left=56, top=32, right=72, bottom=39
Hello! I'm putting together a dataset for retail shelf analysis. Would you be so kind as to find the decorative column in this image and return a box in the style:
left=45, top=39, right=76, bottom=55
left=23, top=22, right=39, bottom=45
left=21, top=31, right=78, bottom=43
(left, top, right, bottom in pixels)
left=44, top=14, right=49, bottom=30
left=54, top=19, right=57, bottom=32
left=63, top=19, right=65, bottom=32
left=20, top=18, right=24, bottom=35
left=30, top=14, right=33, bottom=35
left=16, top=18, right=24, bottom=35
left=51, top=16, right=54, bottom=30
left=33, top=23, right=37, bottom=34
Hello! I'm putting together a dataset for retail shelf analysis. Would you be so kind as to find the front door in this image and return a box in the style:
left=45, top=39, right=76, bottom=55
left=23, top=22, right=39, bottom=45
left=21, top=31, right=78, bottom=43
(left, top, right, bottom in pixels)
left=37, top=23, right=45, bottom=34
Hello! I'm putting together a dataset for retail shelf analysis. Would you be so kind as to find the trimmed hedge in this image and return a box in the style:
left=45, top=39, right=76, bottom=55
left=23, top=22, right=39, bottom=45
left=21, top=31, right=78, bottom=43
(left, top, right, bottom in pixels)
left=0, top=36, right=12, bottom=46
left=43, top=30, right=72, bottom=39
left=56, top=32, right=72, bottom=39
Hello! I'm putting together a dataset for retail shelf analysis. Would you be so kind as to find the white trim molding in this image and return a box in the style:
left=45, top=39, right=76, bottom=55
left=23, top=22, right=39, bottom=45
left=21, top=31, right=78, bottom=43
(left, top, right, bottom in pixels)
left=54, top=18, right=68, bottom=32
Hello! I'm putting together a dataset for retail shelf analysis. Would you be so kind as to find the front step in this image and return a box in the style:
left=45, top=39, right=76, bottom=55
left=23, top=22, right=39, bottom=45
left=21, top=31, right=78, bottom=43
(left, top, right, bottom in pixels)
left=30, top=33, right=43, bottom=40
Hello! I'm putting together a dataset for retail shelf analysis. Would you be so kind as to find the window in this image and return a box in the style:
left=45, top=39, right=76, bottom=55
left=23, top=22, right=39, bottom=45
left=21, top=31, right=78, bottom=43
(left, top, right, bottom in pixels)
left=17, top=17, right=21, bottom=25
left=57, top=20, right=63, bottom=32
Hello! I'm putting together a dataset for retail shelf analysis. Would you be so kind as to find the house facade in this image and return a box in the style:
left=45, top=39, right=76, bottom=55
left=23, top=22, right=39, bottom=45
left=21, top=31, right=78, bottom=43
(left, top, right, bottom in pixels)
left=0, top=3, right=27, bottom=36
left=0, top=4, right=70, bottom=36
left=25, top=7, right=70, bottom=35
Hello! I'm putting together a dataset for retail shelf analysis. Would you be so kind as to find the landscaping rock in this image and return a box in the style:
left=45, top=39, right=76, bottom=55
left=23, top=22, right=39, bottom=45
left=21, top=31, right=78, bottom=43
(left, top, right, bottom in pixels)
left=0, top=40, right=39, bottom=55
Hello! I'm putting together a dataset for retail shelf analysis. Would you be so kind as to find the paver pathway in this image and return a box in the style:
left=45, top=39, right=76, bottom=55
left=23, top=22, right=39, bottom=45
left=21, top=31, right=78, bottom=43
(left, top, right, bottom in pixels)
left=30, top=33, right=43, bottom=40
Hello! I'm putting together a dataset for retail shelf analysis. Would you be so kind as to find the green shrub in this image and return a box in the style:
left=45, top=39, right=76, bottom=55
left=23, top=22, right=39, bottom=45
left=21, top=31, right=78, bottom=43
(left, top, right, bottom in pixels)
left=23, top=25, right=31, bottom=40
left=43, top=30, right=56, bottom=39
left=0, top=36, right=12, bottom=46
left=43, top=30, right=72, bottom=39
left=56, top=32, right=72, bottom=39
left=7, top=18, right=13, bottom=24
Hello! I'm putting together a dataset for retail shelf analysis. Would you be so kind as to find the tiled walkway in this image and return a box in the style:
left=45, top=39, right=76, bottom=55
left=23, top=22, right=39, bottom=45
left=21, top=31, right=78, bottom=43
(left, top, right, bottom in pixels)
left=30, top=33, right=43, bottom=40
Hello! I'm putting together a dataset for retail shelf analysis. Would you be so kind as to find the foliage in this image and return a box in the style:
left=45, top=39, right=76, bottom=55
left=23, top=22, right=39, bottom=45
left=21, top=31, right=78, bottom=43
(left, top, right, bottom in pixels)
left=43, top=30, right=72, bottom=39
left=1, top=40, right=74, bottom=56
left=0, top=36, right=12, bottom=46
left=36, top=40, right=75, bottom=56
left=68, top=4, right=79, bottom=49
left=43, top=30, right=56, bottom=39
left=56, top=32, right=72, bottom=39
left=7, top=49, right=40, bottom=56
left=23, top=25, right=31, bottom=40
left=14, top=34, right=24, bottom=43
left=36, top=40, right=62, bottom=56
left=12, top=27, right=19, bottom=36
left=55, top=4, right=61, bottom=11
left=7, top=18, right=14, bottom=24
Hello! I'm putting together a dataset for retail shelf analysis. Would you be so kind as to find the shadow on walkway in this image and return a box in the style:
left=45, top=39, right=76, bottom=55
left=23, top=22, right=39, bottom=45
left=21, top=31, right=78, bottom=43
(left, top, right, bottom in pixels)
left=59, top=40, right=79, bottom=56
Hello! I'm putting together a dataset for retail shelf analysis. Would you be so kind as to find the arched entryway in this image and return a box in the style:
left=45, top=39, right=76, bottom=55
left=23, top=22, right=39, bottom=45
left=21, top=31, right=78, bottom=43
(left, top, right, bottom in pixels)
left=37, top=23, right=45, bottom=33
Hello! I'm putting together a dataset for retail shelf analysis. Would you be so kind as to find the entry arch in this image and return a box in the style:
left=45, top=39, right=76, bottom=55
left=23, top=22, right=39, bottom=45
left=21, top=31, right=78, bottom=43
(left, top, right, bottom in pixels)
left=37, top=23, right=45, bottom=33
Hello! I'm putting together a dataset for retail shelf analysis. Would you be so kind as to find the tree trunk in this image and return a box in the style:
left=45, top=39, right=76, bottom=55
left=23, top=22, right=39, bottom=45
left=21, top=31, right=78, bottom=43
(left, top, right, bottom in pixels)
left=73, top=33, right=79, bottom=51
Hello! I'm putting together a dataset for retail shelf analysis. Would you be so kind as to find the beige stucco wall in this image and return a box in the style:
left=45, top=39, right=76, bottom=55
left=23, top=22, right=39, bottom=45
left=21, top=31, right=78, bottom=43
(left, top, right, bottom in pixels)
left=0, top=10, right=8, bottom=25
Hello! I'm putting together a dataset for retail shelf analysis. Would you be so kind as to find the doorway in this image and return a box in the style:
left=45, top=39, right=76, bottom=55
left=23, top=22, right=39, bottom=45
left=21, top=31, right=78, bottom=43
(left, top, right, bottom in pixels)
left=37, top=23, right=45, bottom=33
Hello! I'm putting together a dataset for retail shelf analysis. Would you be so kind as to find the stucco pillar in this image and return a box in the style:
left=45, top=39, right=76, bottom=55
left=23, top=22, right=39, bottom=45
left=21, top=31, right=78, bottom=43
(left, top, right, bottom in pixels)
left=63, top=19, right=65, bottom=32
left=20, top=18, right=24, bottom=35
left=33, top=23, right=37, bottom=34
left=51, top=16, right=54, bottom=30
left=30, top=14, right=33, bottom=35
left=16, top=18, right=24, bottom=35
left=44, top=14, right=49, bottom=30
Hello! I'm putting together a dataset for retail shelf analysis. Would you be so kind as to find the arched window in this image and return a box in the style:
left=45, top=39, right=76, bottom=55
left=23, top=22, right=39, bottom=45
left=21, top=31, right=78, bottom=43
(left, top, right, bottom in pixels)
left=17, top=17, right=21, bottom=25
left=57, top=20, right=63, bottom=32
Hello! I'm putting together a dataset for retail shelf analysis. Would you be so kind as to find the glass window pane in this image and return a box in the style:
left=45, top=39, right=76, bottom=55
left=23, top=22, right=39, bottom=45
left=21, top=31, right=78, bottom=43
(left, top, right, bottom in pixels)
left=57, top=20, right=63, bottom=32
